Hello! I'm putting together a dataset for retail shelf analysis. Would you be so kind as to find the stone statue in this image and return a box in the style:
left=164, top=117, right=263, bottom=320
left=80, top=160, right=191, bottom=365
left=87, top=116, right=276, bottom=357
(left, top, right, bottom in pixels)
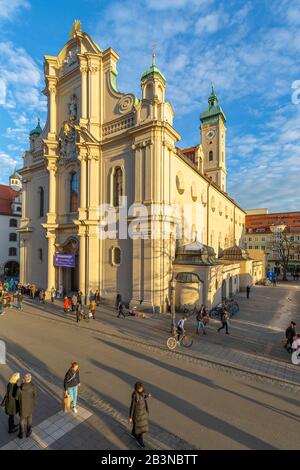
left=59, top=123, right=77, bottom=164
left=68, top=94, right=78, bottom=121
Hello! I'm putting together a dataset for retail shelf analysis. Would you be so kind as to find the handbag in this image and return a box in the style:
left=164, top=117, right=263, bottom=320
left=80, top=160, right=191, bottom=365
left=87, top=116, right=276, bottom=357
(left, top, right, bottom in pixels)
left=62, top=392, right=71, bottom=412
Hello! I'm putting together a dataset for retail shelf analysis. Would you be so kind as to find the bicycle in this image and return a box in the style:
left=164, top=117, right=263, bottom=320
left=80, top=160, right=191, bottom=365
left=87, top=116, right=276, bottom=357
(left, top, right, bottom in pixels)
left=167, top=332, right=193, bottom=350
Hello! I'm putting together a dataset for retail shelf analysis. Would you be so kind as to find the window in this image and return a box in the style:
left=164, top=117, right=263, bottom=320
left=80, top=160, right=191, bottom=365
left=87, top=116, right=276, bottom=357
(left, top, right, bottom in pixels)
left=255, top=246, right=259, bottom=249
left=16, top=206, right=21, bottom=212
left=249, top=245, right=253, bottom=249
left=112, top=247, right=121, bottom=266
left=9, top=219, right=17, bottom=228
left=209, top=151, right=213, bottom=161
left=9, top=247, right=17, bottom=257
left=38, top=249, right=43, bottom=261
left=38, top=187, right=44, bottom=217
left=113, top=167, right=123, bottom=207
left=70, top=173, right=79, bottom=212
left=9, top=233, right=17, bottom=242
left=249, top=237, right=252, bottom=241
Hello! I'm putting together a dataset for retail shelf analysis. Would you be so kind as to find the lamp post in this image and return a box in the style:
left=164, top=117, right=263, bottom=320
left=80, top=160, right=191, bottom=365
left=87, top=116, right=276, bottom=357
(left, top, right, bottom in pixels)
left=170, top=275, right=176, bottom=335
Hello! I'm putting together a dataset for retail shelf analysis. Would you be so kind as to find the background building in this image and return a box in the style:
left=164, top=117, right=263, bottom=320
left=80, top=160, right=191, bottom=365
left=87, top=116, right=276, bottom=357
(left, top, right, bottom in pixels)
left=0, top=171, right=22, bottom=279
left=245, top=210, right=300, bottom=276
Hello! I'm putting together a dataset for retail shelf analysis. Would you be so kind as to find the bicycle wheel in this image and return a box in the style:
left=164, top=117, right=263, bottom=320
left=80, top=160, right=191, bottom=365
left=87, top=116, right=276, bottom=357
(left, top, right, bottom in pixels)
left=182, top=335, right=193, bottom=348
left=291, top=350, right=300, bottom=365
left=167, top=337, right=178, bottom=350
left=209, top=309, right=218, bottom=319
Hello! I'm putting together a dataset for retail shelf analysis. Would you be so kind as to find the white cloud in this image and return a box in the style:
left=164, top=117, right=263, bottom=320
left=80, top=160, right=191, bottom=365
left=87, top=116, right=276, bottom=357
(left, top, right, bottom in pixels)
left=195, top=12, right=224, bottom=35
left=0, top=151, right=19, bottom=170
left=0, top=77, right=6, bottom=104
left=0, top=0, right=30, bottom=20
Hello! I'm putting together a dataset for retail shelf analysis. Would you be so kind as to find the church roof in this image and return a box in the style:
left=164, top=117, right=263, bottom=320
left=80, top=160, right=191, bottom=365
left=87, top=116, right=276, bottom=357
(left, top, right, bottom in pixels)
left=200, top=84, right=226, bottom=123
left=141, top=52, right=166, bottom=84
left=174, top=234, right=219, bottom=266
left=220, top=245, right=252, bottom=261
left=29, top=118, right=42, bottom=137
left=0, top=184, right=18, bottom=216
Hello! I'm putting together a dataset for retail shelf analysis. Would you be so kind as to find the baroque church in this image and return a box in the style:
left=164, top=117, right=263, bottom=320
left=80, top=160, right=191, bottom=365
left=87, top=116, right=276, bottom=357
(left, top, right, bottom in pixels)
left=18, top=21, right=263, bottom=311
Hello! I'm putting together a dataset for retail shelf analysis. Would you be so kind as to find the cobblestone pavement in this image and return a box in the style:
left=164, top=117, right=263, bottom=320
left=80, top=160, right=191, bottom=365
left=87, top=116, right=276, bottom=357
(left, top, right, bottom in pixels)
left=19, top=282, right=300, bottom=387
left=0, top=282, right=300, bottom=449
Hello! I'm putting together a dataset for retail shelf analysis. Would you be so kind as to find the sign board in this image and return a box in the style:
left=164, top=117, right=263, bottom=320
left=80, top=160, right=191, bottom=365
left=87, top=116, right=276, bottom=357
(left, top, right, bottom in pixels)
left=267, top=271, right=275, bottom=281
left=53, top=254, right=75, bottom=268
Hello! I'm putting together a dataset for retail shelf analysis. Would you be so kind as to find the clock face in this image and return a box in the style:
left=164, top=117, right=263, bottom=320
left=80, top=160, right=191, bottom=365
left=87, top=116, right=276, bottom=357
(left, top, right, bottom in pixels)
left=206, top=130, right=215, bottom=140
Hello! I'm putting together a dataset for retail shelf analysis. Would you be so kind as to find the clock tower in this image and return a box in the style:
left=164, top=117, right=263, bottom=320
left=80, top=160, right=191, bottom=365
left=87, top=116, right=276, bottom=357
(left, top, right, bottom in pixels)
left=200, top=84, right=227, bottom=192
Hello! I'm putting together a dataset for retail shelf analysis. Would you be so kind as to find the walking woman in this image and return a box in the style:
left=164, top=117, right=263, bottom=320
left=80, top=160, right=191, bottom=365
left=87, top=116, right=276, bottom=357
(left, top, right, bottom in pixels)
left=64, top=362, right=80, bottom=413
left=1, top=372, right=20, bottom=433
left=129, top=382, right=151, bottom=448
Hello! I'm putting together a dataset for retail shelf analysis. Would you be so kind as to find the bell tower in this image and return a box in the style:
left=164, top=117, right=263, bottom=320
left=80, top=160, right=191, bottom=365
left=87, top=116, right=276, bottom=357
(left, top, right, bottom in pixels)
left=200, top=84, right=227, bottom=192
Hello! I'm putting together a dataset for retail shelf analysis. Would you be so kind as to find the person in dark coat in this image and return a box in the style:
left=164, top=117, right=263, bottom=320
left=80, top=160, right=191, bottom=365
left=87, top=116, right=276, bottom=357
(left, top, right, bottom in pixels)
left=1, top=373, right=20, bottom=433
left=16, top=373, right=37, bottom=439
left=285, top=321, right=296, bottom=353
left=116, top=292, right=122, bottom=310
left=246, top=285, right=251, bottom=299
left=129, top=382, right=151, bottom=448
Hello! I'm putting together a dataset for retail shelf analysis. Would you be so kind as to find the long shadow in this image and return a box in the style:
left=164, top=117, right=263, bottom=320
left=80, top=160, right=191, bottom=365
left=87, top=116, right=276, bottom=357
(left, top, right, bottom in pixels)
left=243, top=382, right=300, bottom=408
left=95, top=337, right=300, bottom=424
left=89, top=357, right=277, bottom=449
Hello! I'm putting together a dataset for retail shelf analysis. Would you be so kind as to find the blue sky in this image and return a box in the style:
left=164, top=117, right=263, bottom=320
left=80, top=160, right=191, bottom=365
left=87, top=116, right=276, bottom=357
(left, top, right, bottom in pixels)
left=0, top=0, right=300, bottom=212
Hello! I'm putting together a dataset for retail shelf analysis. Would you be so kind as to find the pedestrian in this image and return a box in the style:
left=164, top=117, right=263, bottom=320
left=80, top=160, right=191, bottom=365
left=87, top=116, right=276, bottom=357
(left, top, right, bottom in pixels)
left=50, top=287, right=56, bottom=303
left=116, top=292, right=122, bottom=311
left=129, top=382, right=151, bottom=448
left=39, top=289, right=44, bottom=304
left=17, top=373, right=37, bottom=439
left=75, top=303, right=81, bottom=323
left=1, top=372, right=20, bottom=434
left=196, top=305, right=208, bottom=335
left=284, top=321, right=296, bottom=353
left=63, top=296, right=71, bottom=313
left=77, top=290, right=83, bottom=305
left=217, top=308, right=230, bottom=334
left=71, top=294, right=78, bottom=312
left=89, top=299, right=96, bottom=319
left=95, top=290, right=101, bottom=306
left=117, top=303, right=126, bottom=318
left=16, top=291, right=23, bottom=310
left=246, top=285, right=251, bottom=299
left=64, top=362, right=80, bottom=413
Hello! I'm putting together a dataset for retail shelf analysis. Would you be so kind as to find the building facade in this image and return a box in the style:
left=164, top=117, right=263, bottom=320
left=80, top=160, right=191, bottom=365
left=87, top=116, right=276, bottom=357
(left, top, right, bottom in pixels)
left=19, top=22, right=261, bottom=310
left=0, top=172, right=22, bottom=279
left=245, top=210, right=300, bottom=275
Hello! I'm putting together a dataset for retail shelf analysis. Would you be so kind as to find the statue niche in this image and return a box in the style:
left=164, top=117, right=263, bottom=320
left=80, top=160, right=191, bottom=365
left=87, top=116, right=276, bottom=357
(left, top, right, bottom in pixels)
left=58, top=122, right=77, bottom=165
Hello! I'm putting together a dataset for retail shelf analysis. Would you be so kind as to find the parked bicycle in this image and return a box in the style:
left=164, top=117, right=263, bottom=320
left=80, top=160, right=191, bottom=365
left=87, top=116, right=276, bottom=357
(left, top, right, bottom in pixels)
left=166, top=332, right=193, bottom=350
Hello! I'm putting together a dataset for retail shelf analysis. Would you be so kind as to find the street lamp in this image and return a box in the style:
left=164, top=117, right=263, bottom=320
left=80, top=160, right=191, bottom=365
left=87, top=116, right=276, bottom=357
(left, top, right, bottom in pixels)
left=170, top=275, right=176, bottom=335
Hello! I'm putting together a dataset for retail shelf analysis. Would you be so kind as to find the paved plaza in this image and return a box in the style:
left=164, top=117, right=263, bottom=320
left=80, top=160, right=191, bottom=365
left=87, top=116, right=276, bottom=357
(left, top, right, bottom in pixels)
left=0, top=282, right=300, bottom=450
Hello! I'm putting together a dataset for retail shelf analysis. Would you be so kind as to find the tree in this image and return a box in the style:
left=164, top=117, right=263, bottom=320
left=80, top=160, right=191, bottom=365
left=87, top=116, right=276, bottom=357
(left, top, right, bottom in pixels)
left=269, top=226, right=300, bottom=281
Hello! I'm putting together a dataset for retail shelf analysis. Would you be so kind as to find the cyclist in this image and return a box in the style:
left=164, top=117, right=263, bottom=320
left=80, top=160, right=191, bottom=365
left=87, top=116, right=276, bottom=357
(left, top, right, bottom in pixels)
left=177, top=316, right=187, bottom=341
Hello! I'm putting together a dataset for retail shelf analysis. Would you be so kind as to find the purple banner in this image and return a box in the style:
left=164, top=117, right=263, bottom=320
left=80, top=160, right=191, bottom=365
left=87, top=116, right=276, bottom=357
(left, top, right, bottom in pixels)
left=53, top=254, right=75, bottom=268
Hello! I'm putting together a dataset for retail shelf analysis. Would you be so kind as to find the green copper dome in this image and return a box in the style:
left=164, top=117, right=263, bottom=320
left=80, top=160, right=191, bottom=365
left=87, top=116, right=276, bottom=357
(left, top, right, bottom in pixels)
left=200, top=84, right=226, bottom=124
left=29, top=118, right=42, bottom=137
left=141, top=63, right=166, bottom=84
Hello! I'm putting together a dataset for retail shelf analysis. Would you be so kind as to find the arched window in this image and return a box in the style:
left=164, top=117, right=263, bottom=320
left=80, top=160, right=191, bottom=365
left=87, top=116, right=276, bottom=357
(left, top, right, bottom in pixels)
left=9, top=247, right=17, bottom=257
left=113, top=167, right=123, bottom=207
left=9, top=233, right=17, bottom=242
left=209, top=151, right=213, bottom=161
left=38, top=187, right=44, bottom=217
left=112, top=247, right=121, bottom=266
left=70, top=173, right=79, bottom=212
left=9, top=219, right=17, bottom=228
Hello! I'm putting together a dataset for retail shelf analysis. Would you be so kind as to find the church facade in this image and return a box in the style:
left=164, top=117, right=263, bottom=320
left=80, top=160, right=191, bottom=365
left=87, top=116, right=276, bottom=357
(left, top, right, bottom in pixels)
left=18, top=22, right=261, bottom=311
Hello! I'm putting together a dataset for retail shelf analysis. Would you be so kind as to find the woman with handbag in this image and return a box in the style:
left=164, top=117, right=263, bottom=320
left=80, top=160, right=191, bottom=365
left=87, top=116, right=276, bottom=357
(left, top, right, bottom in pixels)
left=63, top=362, right=80, bottom=413
left=1, top=373, right=20, bottom=433
left=129, top=382, right=151, bottom=448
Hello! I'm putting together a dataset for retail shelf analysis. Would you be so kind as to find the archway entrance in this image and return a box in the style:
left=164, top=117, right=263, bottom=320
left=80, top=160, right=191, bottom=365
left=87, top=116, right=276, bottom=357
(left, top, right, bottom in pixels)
left=221, top=280, right=227, bottom=301
left=4, top=261, right=19, bottom=279
left=57, top=238, right=79, bottom=293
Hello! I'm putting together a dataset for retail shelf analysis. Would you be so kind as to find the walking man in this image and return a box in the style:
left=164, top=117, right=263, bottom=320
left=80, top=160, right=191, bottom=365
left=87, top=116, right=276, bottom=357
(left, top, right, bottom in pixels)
left=116, top=292, right=122, bottom=311
left=246, top=285, right=251, bottom=299
left=50, top=287, right=56, bottom=303
left=71, top=294, right=78, bottom=312
left=17, top=373, right=37, bottom=439
left=285, top=321, right=296, bottom=353
left=117, top=303, right=126, bottom=318
left=16, top=291, right=23, bottom=310
left=217, top=308, right=230, bottom=334
left=64, top=362, right=80, bottom=413
left=196, top=305, right=207, bottom=335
